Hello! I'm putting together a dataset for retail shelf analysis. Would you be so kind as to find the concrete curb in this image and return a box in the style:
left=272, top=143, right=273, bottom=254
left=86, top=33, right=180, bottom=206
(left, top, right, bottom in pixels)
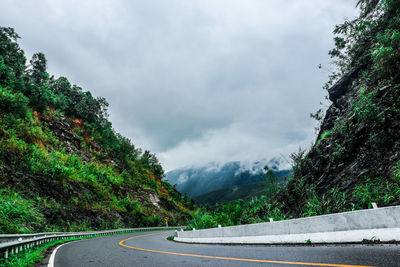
left=175, top=227, right=400, bottom=244
left=175, top=205, right=400, bottom=245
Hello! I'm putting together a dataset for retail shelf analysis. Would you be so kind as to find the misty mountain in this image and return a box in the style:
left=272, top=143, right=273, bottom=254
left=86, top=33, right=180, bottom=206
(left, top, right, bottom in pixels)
left=165, top=159, right=292, bottom=198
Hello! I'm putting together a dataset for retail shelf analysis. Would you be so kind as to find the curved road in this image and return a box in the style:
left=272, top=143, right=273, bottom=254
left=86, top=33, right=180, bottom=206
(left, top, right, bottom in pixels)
left=41, top=230, right=400, bottom=267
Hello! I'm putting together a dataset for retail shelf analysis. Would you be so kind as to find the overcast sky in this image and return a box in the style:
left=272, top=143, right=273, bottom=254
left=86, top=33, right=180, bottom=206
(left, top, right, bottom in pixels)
left=0, top=0, right=358, bottom=171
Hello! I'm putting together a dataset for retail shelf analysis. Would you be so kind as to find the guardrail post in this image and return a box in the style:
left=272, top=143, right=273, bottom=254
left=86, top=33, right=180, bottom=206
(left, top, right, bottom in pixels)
left=4, top=249, right=8, bottom=259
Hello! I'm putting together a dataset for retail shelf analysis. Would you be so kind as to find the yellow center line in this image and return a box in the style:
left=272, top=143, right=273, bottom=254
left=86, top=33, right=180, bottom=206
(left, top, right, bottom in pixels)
left=118, top=233, right=374, bottom=267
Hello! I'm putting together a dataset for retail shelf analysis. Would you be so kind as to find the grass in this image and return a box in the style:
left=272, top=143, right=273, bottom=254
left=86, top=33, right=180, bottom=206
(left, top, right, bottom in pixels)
left=316, top=130, right=331, bottom=146
left=0, top=189, right=44, bottom=233
left=352, top=176, right=400, bottom=209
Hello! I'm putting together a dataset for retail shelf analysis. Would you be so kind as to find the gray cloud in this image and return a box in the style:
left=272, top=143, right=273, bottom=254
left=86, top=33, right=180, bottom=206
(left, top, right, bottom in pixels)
left=0, top=0, right=358, bottom=170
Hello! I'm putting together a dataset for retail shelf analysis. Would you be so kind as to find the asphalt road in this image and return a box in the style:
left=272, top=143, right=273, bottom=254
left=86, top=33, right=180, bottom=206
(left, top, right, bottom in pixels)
left=41, top=230, right=400, bottom=267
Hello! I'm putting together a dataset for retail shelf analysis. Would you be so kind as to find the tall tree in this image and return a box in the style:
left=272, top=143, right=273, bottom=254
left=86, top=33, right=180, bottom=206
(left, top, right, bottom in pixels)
left=29, top=52, right=48, bottom=85
left=0, top=27, right=26, bottom=89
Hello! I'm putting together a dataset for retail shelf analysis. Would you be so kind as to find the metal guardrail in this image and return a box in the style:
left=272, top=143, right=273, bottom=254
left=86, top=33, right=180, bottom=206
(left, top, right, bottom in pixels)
left=0, top=226, right=183, bottom=259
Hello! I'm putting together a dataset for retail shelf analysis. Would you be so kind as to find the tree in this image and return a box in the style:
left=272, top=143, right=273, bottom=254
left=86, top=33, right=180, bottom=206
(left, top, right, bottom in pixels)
left=0, top=27, right=26, bottom=90
left=141, top=150, right=164, bottom=179
left=326, top=0, right=400, bottom=89
left=29, top=52, right=48, bottom=85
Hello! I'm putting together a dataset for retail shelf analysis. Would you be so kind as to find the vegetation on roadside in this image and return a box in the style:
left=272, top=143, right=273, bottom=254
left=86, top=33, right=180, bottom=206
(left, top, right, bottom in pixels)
left=0, top=237, right=77, bottom=267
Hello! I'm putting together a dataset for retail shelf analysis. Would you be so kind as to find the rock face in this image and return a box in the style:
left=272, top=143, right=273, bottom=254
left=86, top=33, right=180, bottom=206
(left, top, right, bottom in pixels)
left=328, top=67, right=360, bottom=104
left=148, top=193, right=161, bottom=209
left=280, top=68, right=400, bottom=216
left=45, top=115, right=83, bottom=157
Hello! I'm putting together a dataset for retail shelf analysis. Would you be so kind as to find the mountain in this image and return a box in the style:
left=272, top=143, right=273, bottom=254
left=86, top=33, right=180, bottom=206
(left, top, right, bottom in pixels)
left=193, top=181, right=284, bottom=206
left=0, top=27, right=192, bottom=234
left=165, top=159, right=292, bottom=199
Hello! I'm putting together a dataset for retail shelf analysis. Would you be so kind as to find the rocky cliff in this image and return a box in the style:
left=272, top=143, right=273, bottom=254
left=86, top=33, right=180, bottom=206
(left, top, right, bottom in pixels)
left=279, top=0, right=400, bottom=217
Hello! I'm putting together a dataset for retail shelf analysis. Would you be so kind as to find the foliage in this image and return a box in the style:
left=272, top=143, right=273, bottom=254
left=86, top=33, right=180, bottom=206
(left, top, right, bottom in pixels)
left=262, top=166, right=281, bottom=200
left=303, top=187, right=350, bottom=216
left=289, top=147, right=310, bottom=179
left=0, top=86, right=29, bottom=117
left=325, top=0, right=400, bottom=88
left=0, top=26, right=191, bottom=233
left=0, top=238, right=76, bottom=267
left=0, top=189, right=44, bottom=233
left=349, top=87, right=378, bottom=123
left=188, top=196, right=289, bottom=230
left=352, top=176, right=400, bottom=209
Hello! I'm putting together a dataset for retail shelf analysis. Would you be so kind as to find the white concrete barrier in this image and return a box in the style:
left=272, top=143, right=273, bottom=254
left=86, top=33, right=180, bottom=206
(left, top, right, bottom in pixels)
left=175, top=205, right=400, bottom=244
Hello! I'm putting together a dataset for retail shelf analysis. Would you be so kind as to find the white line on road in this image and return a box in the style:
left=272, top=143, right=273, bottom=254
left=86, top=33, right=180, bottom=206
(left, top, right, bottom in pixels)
left=48, top=243, right=66, bottom=267
left=48, top=240, right=80, bottom=267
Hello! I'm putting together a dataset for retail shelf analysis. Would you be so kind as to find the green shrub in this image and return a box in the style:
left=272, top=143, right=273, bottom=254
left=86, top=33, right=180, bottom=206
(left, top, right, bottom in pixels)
left=352, top=176, right=400, bottom=209
left=0, top=189, right=45, bottom=233
left=190, top=213, right=219, bottom=229
left=371, top=27, right=400, bottom=77
left=0, top=87, right=29, bottom=117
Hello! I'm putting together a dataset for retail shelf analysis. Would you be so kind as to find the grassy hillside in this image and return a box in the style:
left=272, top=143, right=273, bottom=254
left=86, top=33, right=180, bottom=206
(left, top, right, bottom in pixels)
left=0, top=27, right=193, bottom=234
